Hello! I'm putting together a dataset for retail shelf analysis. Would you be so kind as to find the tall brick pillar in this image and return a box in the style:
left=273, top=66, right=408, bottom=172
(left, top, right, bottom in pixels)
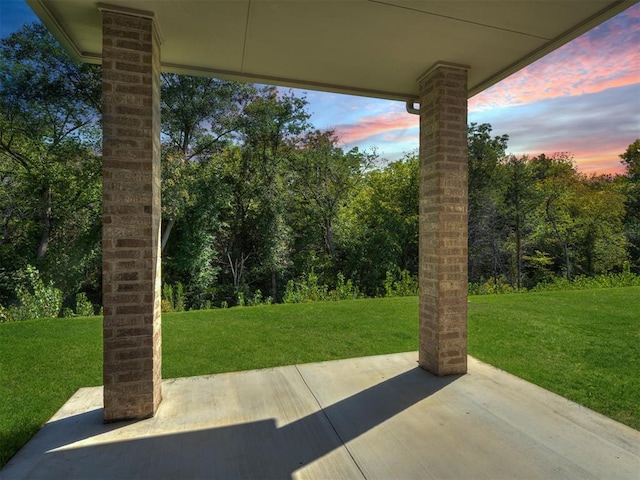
left=101, top=6, right=162, bottom=422
left=417, top=62, right=469, bottom=376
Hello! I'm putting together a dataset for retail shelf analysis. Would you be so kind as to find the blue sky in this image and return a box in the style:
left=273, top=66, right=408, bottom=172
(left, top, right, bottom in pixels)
left=2, top=0, right=638, bottom=174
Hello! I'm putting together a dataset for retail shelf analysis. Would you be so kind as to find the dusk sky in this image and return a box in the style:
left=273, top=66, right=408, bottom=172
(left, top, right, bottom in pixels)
left=2, top=0, right=639, bottom=174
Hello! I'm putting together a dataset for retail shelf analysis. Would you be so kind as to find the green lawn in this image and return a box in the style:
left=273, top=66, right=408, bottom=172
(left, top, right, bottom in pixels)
left=1, top=289, right=638, bottom=468
left=468, top=287, right=640, bottom=431
left=163, top=298, right=417, bottom=377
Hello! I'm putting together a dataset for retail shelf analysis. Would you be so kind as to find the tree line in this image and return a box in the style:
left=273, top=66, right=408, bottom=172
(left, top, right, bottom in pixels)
left=1, top=24, right=638, bottom=316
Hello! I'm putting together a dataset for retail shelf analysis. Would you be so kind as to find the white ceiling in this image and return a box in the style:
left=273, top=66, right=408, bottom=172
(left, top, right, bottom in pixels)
left=26, top=0, right=637, bottom=101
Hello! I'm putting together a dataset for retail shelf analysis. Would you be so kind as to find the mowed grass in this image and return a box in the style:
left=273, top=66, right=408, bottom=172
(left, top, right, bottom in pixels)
left=1, top=289, right=638, bottom=468
left=468, top=287, right=640, bottom=431
left=162, top=297, right=416, bottom=377
left=0, top=317, right=103, bottom=468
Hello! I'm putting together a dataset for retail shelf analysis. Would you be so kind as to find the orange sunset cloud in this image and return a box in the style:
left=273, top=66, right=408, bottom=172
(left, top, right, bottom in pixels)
left=578, top=157, right=625, bottom=175
left=518, top=137, right=630, bottom=175
left=335, top=111, right=417, bottom=145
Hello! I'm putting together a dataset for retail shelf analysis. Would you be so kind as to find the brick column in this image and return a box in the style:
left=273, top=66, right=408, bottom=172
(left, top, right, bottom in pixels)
left=417, top=62, right=469, bottom=376
left=101, top=7, right=162, bottom=421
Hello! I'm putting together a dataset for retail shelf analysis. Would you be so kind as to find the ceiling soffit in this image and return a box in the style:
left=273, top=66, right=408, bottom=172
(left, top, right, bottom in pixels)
left=26, top=0, right=637, bottom=101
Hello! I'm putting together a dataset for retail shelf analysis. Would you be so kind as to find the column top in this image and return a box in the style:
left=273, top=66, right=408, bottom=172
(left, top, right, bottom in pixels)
left=417, top=62, right=470, bottom=85
left=98, top=3, right=164, bottom=44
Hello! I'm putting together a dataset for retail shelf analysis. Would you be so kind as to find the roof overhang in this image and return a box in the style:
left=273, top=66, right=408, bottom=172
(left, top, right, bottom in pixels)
left=26, top=0, right=637, bottom=101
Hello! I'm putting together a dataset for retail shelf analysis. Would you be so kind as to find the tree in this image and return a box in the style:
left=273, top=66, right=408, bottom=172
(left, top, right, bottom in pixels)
left=338, top=155, right=419, bottom=295
left=574, top=176, right=627, bottom=275
left=620, top=139, right=640, bottom=179
left=160, top=74, right=253, bottom=250
left=502, top=155, right=538, bottom=288
left=161, top=154, right=228, bottom=309
left=0, top=23, right=102, bottom=304
left=287, top=130, right=374, bottom=272
left=216, top=87, right=311, bottom=302
left=531, top=154, right=579, bottom=280
left=529, top=154, right=627, bottom=279
left=467, top=123, right=510, bottom=284
left=620, top=139, right=640, bottom=270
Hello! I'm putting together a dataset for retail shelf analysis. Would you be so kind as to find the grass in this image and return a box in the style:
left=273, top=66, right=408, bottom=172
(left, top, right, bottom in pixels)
left=0, top=317, right=102, bottom=468
left=163, top=297, right=417, bottom=377
left=468, top=287, right=640, bottom=430
left=1, top=289, right=638, bottom=468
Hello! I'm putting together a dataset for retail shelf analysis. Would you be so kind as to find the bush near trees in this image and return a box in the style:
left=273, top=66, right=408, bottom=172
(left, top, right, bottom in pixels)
left=1, top=24, right=638, bottom=318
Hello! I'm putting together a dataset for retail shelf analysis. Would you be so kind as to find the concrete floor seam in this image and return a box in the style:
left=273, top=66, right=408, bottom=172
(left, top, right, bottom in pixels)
left=293, top=363, right=368, bottom=479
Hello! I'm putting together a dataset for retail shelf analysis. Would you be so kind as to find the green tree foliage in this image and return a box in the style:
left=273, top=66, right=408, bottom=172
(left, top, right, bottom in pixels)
left=529, top=154, right=628, bottom=281
left=620, top=139, right=640, bottom=270
left=286, top=130, right=375, bottom=282
left=468, top=145, right=629, bottom=288
left=502, top=155, right=538, bottom=289
left=213, top=88, right=310, bottom=303
left=161, top=74, right=251, bottom=159
left=160, top=74, right=253, bottom=251
left=467, top=123, right=510, bottom=284
left=339, top=155, right=419, bottom=295
left=620, top=139, right=640, bottom=178
left=0, top=24, right=101, bottom=305
left=162, top=155, right=227, bottom=309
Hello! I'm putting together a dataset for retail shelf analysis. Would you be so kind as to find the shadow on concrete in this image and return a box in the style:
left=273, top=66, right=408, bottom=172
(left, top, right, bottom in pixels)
left=28, top=367, right=459, bottom=479
left=11, top=407, right=135, bottom=453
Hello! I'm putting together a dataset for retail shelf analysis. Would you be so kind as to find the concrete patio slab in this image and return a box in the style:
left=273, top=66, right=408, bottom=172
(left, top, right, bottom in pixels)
left=2, top=353, right=639, bottom=479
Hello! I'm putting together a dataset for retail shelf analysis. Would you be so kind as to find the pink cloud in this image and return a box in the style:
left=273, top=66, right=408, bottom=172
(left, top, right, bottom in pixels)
left=551, top=151, right=624, bottom=175
left=470, top=4, right=640, bottom=112
left=511, top=138, right=629, bottom=175
left=578, top=158, right=624, bottom=175
left=334, top=112, right=418, bottom=144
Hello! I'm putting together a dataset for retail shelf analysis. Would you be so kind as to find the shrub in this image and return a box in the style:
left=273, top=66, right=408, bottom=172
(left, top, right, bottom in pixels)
left=161, top=299, right=174, bottom=313
left=469, top=267, right=640, bottom=295
left=383, top=269, right=418, bottom=297
left=75, top=292, right=94, bottom=317
left=531, top=269, right=640, bottom=292
left=11, top=265, right=62, bottom=320
left=236, top=290, right=273, bottom=307
left=468, top=276, right=517, bottom=295
left=236, top=291, right=246, bottom=307
left=329, top=273, right=362, bottom=301
left=0, top=305, right=13, bottom=323
left=250, top=290, right=272, bottom=306
left=282, top=281, right=300, bottom=304
left=162, top=282, right=185, bottom=312
left=283, top=271, right=361, bottom=303
left=282, top=270, right=329, bottom=303
left=174, top=282, right=185, bottom=311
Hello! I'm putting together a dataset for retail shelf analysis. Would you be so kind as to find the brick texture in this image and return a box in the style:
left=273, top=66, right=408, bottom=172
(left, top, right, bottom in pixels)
left=417, top=64, right=469, bottom=376
left=102, top=10, right=162, bottom=422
